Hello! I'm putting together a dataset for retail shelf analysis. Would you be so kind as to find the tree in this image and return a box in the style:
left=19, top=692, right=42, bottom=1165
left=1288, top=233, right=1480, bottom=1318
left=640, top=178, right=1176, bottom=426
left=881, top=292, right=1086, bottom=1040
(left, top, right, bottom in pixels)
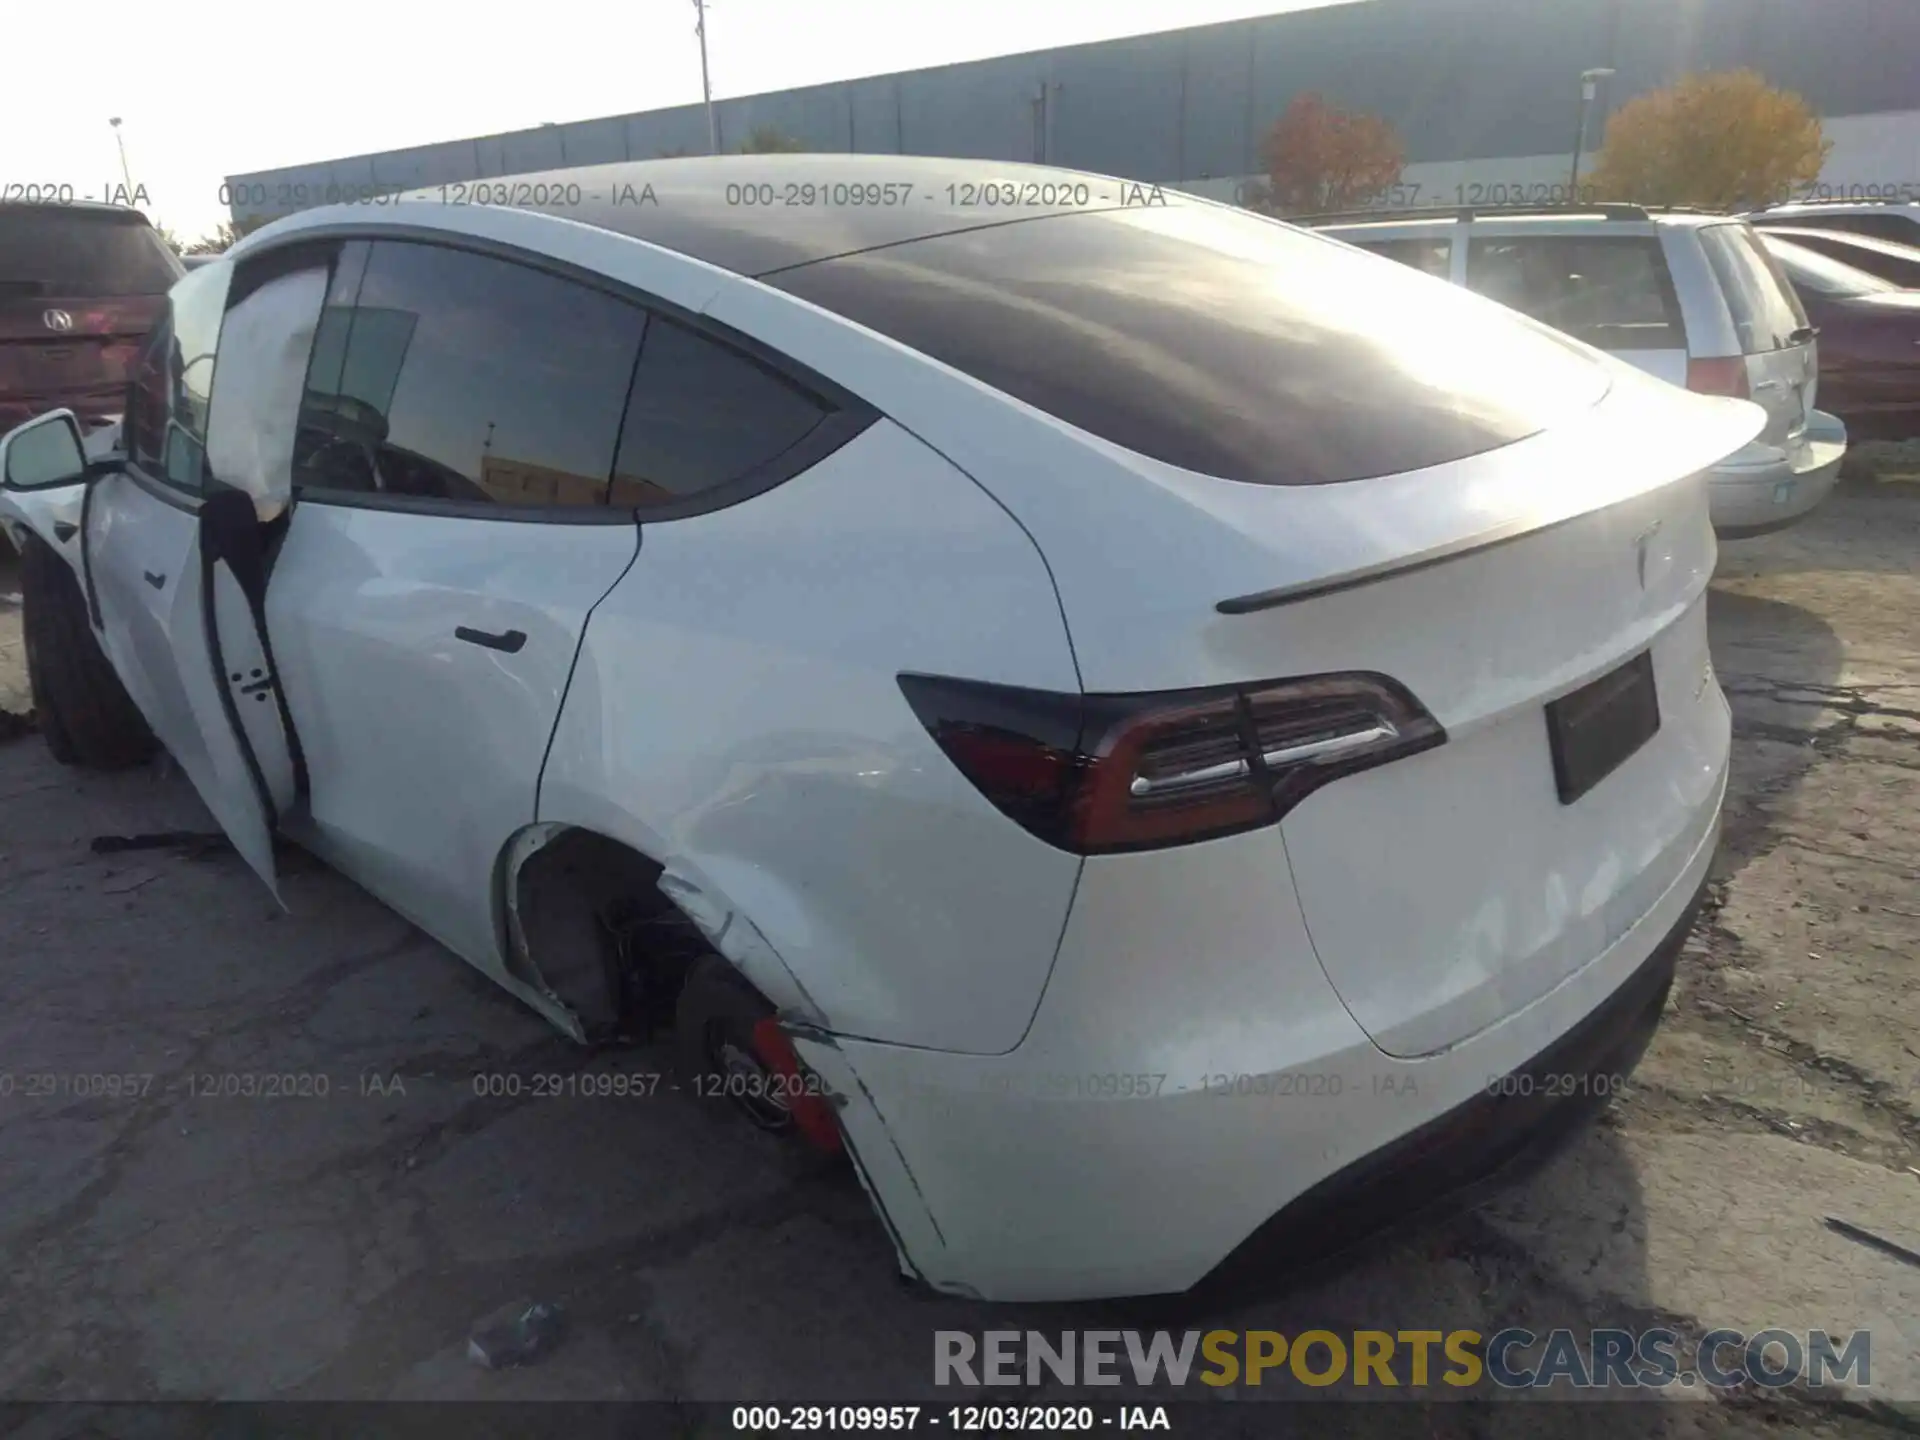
left=1586, top=69, right=1829, bottom=210
left=182, top=216, right=269, bottom=255
left=150, top=223, right=184, bottom=255
left=734, top=125, right=808, bottom=154
left=1254, top=92, right=1404, bottom=216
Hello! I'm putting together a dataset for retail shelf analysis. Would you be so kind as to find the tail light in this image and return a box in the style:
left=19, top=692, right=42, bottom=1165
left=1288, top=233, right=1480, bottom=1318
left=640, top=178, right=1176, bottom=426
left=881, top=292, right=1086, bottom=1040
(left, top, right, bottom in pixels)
left=898, top=672, right=1446, bottom=855
left=1686, top=357, right=1750, bottom=399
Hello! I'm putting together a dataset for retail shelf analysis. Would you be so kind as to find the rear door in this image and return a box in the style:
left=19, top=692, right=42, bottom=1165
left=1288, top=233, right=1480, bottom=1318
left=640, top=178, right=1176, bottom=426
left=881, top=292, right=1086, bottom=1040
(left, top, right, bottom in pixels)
left=1696, top=222, right=1818, bottom=442
left=0, top=206, right=180, bottom=431
left=1462, top=228, right=1690, bottom=384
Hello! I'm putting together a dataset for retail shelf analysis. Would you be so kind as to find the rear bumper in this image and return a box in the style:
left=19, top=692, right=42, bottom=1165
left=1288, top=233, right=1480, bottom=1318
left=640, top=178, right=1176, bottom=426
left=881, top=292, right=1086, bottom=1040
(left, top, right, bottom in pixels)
left=1709, top=411, right=1847, bottom=537
left=1190, top=876, right=1695, bottom=1300
left=798, top=761, right=1725, bottom=1302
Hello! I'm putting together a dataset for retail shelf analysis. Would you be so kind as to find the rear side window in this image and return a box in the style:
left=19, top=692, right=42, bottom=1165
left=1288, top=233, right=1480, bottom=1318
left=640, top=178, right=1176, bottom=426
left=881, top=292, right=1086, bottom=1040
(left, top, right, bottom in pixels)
left=1463, top=236, right=1683, bottom=351
left=609, top=316, right=830, bottom=509
left=1780, top=233, right=1920, bottom=286
left=1762, top=240, right=1898, bottom=298
left=0, top=208, right=182, bottom=297
left=1351, top=237, right=1452, bottom=278
left=767, top=205, right=1610, bottom=487
left=297, top=240, right=645, bottom=507
left=1820, top=213, right=1920, bottom=245
left=1697, top=224, right=1809, bottom=353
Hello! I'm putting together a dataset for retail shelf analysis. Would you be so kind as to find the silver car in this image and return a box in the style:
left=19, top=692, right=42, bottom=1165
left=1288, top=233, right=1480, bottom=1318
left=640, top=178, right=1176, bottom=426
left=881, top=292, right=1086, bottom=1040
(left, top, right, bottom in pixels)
left=1305, top=204, right=1847, bottom=538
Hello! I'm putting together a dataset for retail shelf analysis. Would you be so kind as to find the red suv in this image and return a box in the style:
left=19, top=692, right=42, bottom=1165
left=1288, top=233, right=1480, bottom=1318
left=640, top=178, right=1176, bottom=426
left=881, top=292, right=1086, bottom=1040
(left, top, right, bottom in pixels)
left=0, top=202, right=183, bottom=434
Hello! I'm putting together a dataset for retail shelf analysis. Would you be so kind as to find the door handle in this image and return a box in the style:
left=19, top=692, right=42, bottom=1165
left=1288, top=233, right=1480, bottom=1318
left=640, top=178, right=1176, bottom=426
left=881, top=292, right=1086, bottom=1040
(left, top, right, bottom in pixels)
left=143, top=570, right=167, bottom=590
left=454, top=626, right=526, bottom=654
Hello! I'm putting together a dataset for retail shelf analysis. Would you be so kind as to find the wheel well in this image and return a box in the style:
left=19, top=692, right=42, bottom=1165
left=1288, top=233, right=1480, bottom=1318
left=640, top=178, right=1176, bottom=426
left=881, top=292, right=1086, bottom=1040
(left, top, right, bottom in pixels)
left=507, top=828, right=726, bottom=1042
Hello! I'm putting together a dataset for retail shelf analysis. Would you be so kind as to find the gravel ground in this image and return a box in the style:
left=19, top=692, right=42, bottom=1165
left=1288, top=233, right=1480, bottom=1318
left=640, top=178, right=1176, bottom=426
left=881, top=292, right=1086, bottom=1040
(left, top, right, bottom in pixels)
left=0, top=485, right=1915, bottom=1436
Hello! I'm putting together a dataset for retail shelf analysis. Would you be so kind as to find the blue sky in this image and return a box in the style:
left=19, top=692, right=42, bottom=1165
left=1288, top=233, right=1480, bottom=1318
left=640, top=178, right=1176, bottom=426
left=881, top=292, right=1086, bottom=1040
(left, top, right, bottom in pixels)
left=2, top=0, right=1361, bottom=245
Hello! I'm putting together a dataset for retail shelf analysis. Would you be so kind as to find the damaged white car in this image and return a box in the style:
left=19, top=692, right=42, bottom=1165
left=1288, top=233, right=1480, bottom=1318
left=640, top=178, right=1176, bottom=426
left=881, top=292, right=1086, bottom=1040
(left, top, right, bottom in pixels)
left=0, top=155, right=1766, bottom=1303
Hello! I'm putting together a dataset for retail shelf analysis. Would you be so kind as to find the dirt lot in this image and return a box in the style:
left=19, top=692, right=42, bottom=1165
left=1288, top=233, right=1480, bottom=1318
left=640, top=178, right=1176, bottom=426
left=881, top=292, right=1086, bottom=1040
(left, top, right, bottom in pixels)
left=0, top=486, right=1916, bottom=1436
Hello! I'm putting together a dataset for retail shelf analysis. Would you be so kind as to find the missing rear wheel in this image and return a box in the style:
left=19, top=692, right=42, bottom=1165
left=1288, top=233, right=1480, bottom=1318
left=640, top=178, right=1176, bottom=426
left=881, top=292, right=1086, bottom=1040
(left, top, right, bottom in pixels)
left=674, top=955, right=798, bottom=1137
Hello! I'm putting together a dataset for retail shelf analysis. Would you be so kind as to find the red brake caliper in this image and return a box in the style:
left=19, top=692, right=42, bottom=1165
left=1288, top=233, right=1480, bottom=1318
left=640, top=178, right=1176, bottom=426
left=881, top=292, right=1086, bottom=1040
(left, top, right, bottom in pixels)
left=751, top=1017, right=844, bottom=1153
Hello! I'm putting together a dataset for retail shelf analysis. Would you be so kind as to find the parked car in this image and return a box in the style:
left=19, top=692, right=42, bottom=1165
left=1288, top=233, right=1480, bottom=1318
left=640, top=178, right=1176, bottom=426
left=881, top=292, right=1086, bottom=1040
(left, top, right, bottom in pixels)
left=1759, top=234, right=1920, bottom=442
left=1746, top=199, right=1920, bottom=250
left=0, top=202, right=183, bottom=435
left=0, top=156, right=1765, bottom=1303
left=1749, top=225, right=1920, bottom=289
left=1306, top=204, right=1845, bottom=538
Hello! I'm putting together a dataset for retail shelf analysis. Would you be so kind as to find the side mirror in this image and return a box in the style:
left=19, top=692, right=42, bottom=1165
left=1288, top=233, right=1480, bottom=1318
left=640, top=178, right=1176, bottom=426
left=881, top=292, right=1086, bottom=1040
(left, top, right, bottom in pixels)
left=0, top=410, right=88, bottom=492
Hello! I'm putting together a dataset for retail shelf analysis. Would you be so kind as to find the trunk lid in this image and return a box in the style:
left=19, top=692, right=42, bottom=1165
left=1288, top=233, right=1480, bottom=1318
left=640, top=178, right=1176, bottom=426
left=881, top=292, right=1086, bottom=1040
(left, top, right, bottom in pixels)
left=1697, top=222, right=1819, bottom=443
left=0, top=293, right=162, bottom=396
left=1269, top=474, right=1726, bottom=1056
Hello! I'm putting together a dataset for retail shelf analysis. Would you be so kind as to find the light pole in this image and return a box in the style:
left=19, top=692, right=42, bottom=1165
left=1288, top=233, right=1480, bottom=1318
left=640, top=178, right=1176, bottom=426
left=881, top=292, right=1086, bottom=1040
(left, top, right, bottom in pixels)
left=1570, top=68, right=1616, bottom=193
left=108, top=117, right=134, bottom=197
left=693, top=0, right=718, bottom=154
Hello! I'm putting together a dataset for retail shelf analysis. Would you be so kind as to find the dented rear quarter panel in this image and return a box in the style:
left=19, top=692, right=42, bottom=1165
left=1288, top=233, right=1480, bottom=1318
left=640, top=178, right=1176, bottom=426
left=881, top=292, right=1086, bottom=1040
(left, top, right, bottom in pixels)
left=534, top=417, right=1084, bottom=1056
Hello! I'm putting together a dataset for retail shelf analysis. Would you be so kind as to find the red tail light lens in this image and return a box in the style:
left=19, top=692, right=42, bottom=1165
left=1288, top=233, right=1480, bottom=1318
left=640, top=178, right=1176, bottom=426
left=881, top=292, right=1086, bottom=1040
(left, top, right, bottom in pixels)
left=1686, top=357, right=1750, bottom=399
left=898, top=672, right=1446, bottom=855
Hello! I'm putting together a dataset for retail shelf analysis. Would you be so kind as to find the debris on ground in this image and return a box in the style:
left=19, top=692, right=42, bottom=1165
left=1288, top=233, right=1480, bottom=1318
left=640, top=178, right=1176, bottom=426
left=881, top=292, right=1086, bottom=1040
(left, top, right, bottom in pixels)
left=90, top=831, right=234, bottom=859
left=1824, top=1216, right=1920, bottom=1269
left=466, top=1300, right=568, bottom=1370
left=100, top=869, right=162, bottom=895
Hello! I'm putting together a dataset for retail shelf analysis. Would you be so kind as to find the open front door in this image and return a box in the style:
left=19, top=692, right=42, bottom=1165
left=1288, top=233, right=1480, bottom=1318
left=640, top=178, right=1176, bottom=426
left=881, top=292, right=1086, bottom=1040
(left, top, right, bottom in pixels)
left=151, top=252, right=330, bottom=901
left=84, top=248, right=330, bottom=902
left=160, top=488, right=300, bottom=899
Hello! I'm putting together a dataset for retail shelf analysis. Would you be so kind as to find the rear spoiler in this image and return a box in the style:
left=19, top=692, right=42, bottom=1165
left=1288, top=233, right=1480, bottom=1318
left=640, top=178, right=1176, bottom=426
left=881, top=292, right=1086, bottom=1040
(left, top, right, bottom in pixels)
left=1216, top=511, right=1578, bottom=614
left=1214, top=389, right=1768, bottom=617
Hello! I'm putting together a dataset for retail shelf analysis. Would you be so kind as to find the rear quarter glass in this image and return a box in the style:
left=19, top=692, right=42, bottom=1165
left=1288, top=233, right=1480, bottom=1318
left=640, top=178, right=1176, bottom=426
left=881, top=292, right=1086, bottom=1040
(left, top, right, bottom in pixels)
left=766, top=204, right=1611, bottom=486
left=1461, top=234, right=1685, bottom=352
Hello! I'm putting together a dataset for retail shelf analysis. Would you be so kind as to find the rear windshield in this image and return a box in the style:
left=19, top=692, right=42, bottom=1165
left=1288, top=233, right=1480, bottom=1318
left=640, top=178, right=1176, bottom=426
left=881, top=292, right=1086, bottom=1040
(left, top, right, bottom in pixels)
left=0, top=207, right=182, bottom=297
left=1463, top=235, right=1685, bottom=352
left=1698, top=224, right=1809, bottom=353
left=1761, top=237, right=1899, bottom=298
left=766, top=205, right=1609, bottom=486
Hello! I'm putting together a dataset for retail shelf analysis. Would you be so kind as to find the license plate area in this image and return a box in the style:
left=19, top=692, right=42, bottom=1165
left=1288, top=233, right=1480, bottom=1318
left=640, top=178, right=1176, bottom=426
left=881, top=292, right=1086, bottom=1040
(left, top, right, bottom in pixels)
left=1545, top=650, right=1660, bottom=805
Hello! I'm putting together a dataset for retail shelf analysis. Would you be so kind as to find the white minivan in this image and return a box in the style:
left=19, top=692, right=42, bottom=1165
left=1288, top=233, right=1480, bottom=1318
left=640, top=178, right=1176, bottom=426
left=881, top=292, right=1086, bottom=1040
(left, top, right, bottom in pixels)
left=1309, top=205, right=1847, bottom=537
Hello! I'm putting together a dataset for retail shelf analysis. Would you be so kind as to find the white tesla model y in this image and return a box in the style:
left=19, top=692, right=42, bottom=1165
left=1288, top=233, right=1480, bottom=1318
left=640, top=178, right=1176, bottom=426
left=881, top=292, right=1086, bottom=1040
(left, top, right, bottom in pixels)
left=0, top=156, right=1764, bottom=1302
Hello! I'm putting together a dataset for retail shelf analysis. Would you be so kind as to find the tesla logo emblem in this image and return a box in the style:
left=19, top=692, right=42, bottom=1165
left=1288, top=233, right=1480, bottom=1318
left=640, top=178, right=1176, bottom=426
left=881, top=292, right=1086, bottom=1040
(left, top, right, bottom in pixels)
left=43, top=309, right=74, bottom=332
left=1632, top=519, right=1663, bottom=589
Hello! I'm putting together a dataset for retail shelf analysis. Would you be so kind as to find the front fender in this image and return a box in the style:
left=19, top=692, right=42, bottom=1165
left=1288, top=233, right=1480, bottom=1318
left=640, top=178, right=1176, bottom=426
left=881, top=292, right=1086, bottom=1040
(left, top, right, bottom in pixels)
left=0, top=482, right=87, bottom=570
